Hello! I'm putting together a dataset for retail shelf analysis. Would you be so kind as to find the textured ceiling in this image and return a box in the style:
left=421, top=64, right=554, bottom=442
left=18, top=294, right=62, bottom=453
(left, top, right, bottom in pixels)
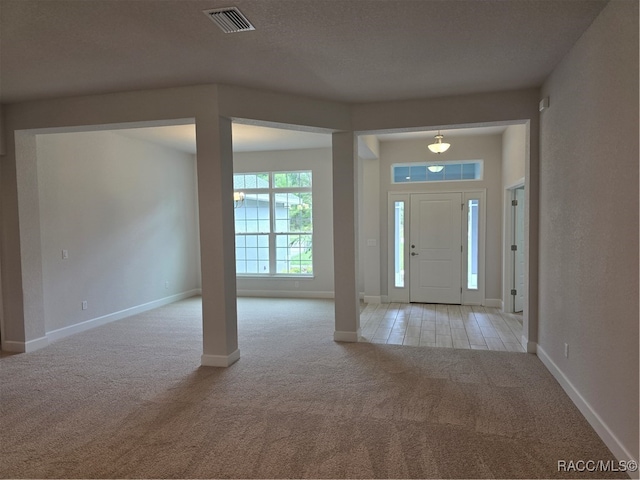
left=0, top=0, right=608, bottom=104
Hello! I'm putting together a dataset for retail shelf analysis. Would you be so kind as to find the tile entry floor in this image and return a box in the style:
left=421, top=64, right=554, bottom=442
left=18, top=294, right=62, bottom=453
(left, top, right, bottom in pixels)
left=360, top=303, right=525, bottom=352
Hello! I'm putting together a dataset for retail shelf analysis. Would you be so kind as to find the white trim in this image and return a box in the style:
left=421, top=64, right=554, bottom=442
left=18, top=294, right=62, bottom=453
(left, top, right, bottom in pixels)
left=2, top=336, right=50, bottom=353
left=390, top=190, right=487, bottom=306
left=522, top=337, right=537, bottom=353
left=26, top=336, right=49, bottom=352
left=505, top=176, right=526, bottom=190
left=236, top=290, right=334, bottom=299
left=502, top=182, right=526, bottom=315
left=334, top=329, right=360, bottom=342
left=201, top=349, right=240, bottom=367
left=391, top=159, right=485, bottom=184
left=46, top=290, right=201, bottom=343
left=537, top=346, right=637, bottom=466
left=363, top=295, right=382, bottom=304
left=484, top=298, right=503, bottom=308
left=387, top=193, right=410, bottom=303
left=462, top=190, right=487, bottom=305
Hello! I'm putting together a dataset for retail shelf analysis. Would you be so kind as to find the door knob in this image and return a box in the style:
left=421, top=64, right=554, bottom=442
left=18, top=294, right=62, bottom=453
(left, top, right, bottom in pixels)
left=411, top=252, right=419, bottom=256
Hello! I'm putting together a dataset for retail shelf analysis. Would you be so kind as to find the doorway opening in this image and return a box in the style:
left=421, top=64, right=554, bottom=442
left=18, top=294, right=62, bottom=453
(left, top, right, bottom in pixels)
left=511, top=186, right=525, bottom=313
left=388, top=190, right=486, bottom=305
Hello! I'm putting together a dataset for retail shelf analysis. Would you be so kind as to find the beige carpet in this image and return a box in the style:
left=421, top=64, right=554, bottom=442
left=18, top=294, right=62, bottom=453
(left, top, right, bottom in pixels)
left=0, top=296, right=622, bottom=479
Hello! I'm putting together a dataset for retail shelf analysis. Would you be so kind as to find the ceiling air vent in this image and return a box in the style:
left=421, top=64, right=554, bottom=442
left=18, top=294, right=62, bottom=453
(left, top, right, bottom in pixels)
left=203, top=7, right=255, bottom=33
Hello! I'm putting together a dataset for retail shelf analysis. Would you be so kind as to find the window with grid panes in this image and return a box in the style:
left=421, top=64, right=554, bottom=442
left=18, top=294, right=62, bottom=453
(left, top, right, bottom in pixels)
left=233, top=171, right=312, bottom=276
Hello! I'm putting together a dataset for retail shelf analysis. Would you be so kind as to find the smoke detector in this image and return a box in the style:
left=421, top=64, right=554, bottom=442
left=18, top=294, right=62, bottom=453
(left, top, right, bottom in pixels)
left=203, top=7, right=255, bottom=33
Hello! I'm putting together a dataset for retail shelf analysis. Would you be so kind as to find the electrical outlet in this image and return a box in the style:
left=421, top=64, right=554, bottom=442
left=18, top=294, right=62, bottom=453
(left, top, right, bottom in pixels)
left=564, top=343, right=569, bottom=358
left=82, top=300, right=88, bottom=310
left=294, top=281, right=299, bottom=288
left=62, top=249, right=69, bottom=259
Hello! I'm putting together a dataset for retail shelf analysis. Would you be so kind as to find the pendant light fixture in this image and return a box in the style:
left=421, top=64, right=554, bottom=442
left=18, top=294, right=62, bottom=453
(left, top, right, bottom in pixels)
left=428, top=130, right=451, bottom=154
left=233, top=191, right=245, bottom=208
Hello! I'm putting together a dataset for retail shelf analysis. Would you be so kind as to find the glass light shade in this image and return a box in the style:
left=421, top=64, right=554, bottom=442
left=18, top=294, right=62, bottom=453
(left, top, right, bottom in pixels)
left=428, top=133, right=450, bottom=154
left=233, top=191, right=245, bottom=202
left=428, top=141, right=451, bottom=154
left=427, top=165, right=445, bottom=173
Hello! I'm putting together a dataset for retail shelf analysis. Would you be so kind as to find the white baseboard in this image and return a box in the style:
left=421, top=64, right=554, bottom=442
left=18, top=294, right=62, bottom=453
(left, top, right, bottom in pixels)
left=334, top=329, right=360, bottom=342
left=201, top=349, right=240, bottom=367
left=363, top=295, right=382, bottom=304
left=2, top=336, right=49, bottom=353
left=381, top=295, right=390, bottom=303
left=46, top=289, right=201, bottom=344
left=522, top=335, right=537, bottom=353
left=537, top=345, right=637, bottom=466
left=484, top=298, right=503, bottom=308
left=237, top=290, right=334, bottom=299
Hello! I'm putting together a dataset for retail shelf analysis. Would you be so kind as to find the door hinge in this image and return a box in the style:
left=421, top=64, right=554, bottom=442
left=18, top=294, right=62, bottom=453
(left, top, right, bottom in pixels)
left=461, top=287, right=463, bottom=293
left=511, top=289, right=517, bottom=296
left=461, top=245, right=463, bottom=252
left=512, top=199, right=518, bottom=206
left=511, top=244, right=517, bottom=251
left=462, top=203, right=464, bottom=210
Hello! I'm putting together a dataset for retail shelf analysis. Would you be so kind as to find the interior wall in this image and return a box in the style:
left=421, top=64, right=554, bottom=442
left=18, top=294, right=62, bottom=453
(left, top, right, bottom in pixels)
left=0, top=104, right=5, bottom=155
left=36, top=130, right=200, bottom=333
left=538, top=0, right=638, bottom=462
left=501, top=124, right=527, bottom=313
left=233, top=147, right=334, bottom=297
left=502, top=125, right=526, bottom=187
left=378, top=134, right=503, bottom=302
left=361, top=156, right=381, bottom=301
left=0, top=153, right=3, bottom=342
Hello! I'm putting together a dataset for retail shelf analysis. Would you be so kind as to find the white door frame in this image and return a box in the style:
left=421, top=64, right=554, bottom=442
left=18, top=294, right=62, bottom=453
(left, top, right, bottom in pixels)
left=387, top=189, right=486, bottom=305
left=503, top=179, right=526, bottom=313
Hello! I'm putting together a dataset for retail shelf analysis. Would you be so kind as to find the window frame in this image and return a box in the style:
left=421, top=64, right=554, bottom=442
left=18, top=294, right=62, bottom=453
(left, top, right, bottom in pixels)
left=391, top=160, right=484, bottom=184
left=234, top=170, right=313, bottom=277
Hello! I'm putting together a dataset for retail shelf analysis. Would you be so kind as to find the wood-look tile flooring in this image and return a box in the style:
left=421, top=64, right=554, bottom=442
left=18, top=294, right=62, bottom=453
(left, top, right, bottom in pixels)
left=360, top=303, right=525, bottom=352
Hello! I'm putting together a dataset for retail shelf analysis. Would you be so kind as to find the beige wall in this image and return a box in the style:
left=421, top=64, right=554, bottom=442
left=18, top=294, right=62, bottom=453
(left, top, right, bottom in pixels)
left=0, top=104, right=5, bottom=155
left=502, top=124, right=526, bottom=188
left=36, top=130, right=200, bottom=334
left=378, top=134, right=504, bottom=302
left=501, top=124, right=527, bottom=311
left=539, top=0, right=638, bottom=462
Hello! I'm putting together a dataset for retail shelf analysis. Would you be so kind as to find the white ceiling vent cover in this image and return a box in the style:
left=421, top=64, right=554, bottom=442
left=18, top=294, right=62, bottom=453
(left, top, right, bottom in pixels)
left=204, top=7, right=255, bottom=33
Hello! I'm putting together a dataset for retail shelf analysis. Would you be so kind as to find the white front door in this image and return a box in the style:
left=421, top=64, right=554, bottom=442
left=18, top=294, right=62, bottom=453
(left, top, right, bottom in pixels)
left=513, top=187, right=525, bottom=312
left=409, top=193, right=462, bottom=304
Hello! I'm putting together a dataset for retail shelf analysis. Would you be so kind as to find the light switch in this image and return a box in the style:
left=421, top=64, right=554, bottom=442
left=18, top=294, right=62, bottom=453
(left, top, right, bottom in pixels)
left=62, top=250, right=69, bottom=259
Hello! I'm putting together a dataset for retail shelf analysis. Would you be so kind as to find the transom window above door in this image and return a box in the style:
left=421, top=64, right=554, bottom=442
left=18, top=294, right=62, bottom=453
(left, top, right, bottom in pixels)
left=392, top=160, right=483, bottom=183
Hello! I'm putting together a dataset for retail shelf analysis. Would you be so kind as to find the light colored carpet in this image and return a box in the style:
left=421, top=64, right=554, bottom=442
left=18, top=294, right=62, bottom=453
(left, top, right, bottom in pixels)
left=0, top=296, right=621, bottom=478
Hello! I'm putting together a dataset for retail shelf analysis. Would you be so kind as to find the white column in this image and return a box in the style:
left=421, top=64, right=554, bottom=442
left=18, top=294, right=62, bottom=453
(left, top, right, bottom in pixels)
left=332, top=131, right=360, bottom=341
left=2, top=131, right=49, bottom=352
left=196, top=114, right=240, bottom=366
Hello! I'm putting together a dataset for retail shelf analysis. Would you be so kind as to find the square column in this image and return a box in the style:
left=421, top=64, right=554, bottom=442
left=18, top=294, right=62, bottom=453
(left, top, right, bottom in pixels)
left=196, top=115, right=240, bottom=366
left=332, top=131, right=360, bottom=341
